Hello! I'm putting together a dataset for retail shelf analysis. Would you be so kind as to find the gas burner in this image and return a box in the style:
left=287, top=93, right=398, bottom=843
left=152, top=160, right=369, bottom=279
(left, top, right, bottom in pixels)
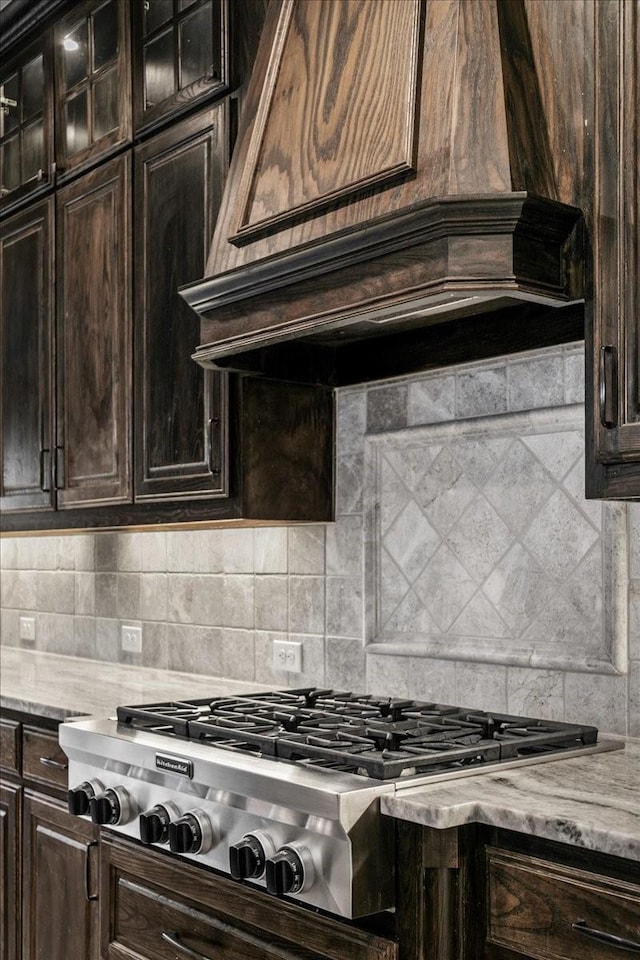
left=116, top=689, right=598, bottom=780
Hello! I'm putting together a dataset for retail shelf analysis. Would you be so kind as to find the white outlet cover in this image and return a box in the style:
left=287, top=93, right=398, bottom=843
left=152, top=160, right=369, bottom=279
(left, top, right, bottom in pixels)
left=121, top=624, right=142, bottom=653
left=19, top=616, right=36, bottom=642
left=272, top=639, right=302, bottom=673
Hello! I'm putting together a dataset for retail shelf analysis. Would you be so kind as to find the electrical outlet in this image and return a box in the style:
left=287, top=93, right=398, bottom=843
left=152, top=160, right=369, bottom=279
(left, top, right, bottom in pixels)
left=272, top=639, right=303, bottom=673
left=19, top=616, right=36, bottom=643
left=121, top=624, right=142, bottom=654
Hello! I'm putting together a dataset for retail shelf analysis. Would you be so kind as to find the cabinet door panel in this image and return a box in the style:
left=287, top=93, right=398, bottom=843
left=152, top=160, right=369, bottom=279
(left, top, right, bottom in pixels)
left=0, top=781, right=21, bottom=960
left=0, top=199, right=54, bottom=512
left=56, top=153, right=131, bottom=508
left=22, top=791, right=99, bottom=960
left=134, top=106, right=227, bottom=500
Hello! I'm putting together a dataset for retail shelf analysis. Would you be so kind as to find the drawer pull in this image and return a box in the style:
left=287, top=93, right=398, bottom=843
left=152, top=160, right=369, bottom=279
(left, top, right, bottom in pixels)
left=39, top=756, right=68, bottom=770
left=161, top=932, right=214, bottom=960
left=84, top=841, right=98, bottom=902
left=572, top=920, right=640, bottom=953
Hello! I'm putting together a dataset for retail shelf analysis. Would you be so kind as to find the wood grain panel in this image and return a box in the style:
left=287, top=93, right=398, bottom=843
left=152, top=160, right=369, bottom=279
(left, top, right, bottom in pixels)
left=134, top=107, right=228, bottom=501
left=22, top=728, right=68, bottom=794
left=56, top=153, right=131, bottom=508
left=232, top=0, right=421, bottom=242
left=0, top=721, right=20, bottom=776
left=0, top=781, right=21, bottom=960
left=22, top=791, right=99, bottom=960
left=0, top=200, right=54, bottom=513
left=486, top=847, right=640, bottom=960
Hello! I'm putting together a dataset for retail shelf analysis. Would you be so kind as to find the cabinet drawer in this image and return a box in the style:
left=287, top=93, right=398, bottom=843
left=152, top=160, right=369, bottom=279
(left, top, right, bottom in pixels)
left=486, top=847, right=640, bottom=960
left=0, top=719, right=20, bottom=775
left=22, top=727, right=68, bottom=791
left=112, top=876, right=314, bottom=960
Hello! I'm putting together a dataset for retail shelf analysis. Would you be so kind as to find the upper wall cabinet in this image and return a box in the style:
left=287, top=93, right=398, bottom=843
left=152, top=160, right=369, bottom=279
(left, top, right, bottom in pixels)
left=0, top=199, right=54, bottom=513
left=586, top=0, right=639, bottom=499
left=0, top=39, right=53, bottom=212
left=133, top=0, right=227, bottom=133
left=53, top=0, right=132, bottom=176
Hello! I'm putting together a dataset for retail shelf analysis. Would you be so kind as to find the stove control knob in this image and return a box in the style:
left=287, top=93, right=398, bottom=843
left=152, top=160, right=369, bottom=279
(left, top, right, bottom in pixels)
left=168, top=809, right=216, bottom=855
left=229, top=831, right=276, bottom=880
left=139, top=802, right=179, bottom=845
left=89, top=787, right=134, bottom=826
left=265, top=844, right=314, bottom=897
left=68, top=779, right=104, bottom=817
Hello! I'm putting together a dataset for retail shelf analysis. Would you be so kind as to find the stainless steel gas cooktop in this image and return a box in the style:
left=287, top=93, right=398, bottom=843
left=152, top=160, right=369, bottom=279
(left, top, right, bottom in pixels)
left=59, top=687, right=619, bottom=919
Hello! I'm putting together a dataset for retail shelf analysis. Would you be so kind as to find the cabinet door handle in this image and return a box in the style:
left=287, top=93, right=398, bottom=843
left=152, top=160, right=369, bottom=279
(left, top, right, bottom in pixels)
left=84, top=840, right=99, bottom=902
left=40, top=449, right=51, bottom=492
left=599, top=344, right=618, bottom=428
left=54, top=446, right=65, bottom=489
left=161, top=932, right=215, bottom=960
left=208, top=417, right=221, bottom=476
left=572, top=920, right=640, bottom=953
left=39, top=756, right=68, bottom=770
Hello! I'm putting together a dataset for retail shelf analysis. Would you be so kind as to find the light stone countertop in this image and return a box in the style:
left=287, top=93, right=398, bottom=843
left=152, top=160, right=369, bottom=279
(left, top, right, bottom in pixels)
left=382, top=740, right=640, bottom=862
left=0, top=647, right=272, bottom=721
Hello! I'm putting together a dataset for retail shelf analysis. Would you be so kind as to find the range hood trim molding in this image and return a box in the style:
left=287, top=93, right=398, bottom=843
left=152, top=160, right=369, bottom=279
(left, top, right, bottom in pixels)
left=182, top=192, right=582, bottom=316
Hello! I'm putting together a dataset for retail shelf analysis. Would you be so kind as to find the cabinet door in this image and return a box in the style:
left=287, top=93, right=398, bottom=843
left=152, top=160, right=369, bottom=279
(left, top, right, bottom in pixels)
left=0, top=780, right=21, bottom=960
left=587, top=0, right=640, bottom=497
left=0, top=198, right=54, bottom=513
left=133, top=0, right=228, bottom=133
left=54, top=0, right=131, bottom=176
left=134, top=105, right=227, bottom=501
left=0, top=40, right=53, bottom=212
left=22, top=791, right=99, bottom=960
left=56, top=153, right=132, bottom=508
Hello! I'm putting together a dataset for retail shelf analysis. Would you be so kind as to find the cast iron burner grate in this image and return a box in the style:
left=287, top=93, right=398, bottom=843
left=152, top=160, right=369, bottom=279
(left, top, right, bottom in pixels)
left=116, top=688, right=598, bottom=780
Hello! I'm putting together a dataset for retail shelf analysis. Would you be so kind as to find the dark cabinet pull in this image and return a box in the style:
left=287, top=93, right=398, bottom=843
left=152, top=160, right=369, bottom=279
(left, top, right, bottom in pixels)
left=54, top=446, right=65, bottom=489
left=599, top=344, right=618, bottom=428
left=572, top=920, right=640, bottom=953
left=40, top=448, right=51, bottom=492
left=39, top=756, right=68, bottom=770
left=84, top=840, right=98, bottom=902
left=161, top=932, right=215, bottom=960
left=208, top=417, right=221, bottom=476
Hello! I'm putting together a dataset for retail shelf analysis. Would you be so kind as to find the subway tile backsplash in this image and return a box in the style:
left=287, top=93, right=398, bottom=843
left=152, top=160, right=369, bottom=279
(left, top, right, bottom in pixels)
left=2, top=343, right=639, bottom=736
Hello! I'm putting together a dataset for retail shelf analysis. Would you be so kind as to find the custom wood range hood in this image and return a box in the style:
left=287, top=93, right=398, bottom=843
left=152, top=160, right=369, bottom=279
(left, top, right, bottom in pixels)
left=182, top=0, right=585, bottom=381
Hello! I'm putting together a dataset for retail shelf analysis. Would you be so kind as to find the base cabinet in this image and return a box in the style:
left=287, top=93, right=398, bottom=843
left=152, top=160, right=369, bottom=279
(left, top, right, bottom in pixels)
left=22, top=791, right=100, bottom=960
left=0, top=780, right=21, bottom=960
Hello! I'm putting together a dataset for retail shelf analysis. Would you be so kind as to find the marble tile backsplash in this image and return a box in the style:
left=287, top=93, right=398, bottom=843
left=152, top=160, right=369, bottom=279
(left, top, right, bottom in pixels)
left=1, top=343, right=639, bottom=736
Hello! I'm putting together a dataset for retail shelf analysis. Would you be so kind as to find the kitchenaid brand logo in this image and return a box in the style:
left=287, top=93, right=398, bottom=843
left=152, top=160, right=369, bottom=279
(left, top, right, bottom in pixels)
left=155, top=754, right=193, bottom=778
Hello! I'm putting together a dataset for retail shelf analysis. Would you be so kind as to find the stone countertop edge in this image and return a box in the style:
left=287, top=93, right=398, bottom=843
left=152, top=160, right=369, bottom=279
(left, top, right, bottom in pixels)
left=381, top=739, right=640, bottom=862
left=0, top=646, right=274, bottom=722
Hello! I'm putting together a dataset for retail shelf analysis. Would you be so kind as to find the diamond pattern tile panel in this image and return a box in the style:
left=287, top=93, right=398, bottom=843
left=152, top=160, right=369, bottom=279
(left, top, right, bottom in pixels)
left=366, top=408, right=626, bottom=671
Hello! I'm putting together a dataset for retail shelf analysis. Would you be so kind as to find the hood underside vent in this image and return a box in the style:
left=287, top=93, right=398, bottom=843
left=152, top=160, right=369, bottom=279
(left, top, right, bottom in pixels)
left=182, top=0, right=584, bottom=374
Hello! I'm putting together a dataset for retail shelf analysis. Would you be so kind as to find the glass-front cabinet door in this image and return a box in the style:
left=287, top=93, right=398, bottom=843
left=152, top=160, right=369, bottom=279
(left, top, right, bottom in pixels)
left=133, top=0, right=227, bottom=132
left=54, top=0, right=131, bottom=175
left=0, top=41, right=53, bottom=211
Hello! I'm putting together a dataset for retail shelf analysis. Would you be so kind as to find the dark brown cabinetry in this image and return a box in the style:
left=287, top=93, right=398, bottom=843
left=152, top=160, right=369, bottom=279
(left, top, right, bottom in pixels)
left=0, top=198, right=55, bottom=514
left=134, top=106, right=226, bottom=501
left=102, top=832, right=398, bottom=960
left=23, top=791, right=99, bottom=960
left=0, top=780, right=21, bottom=960
left=587, top=0, right=640, bottom=499
left=0, top=39, right=53, bottom=212
left=133, top=0, right=228, bottom=134
left=56, top=152, right=132, bottom=507
left=53, top=0, right=132, bottom=176
left=0, top=711, right=100, bottom=960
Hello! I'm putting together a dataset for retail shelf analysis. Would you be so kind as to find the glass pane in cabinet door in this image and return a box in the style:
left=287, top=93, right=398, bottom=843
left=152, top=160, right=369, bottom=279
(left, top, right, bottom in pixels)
left=22, top=56, right=44, bottom=119
left=0, top=74, right=19, bottom=136
left=1, top=134, right=20, bottom=192
left=93, top=67, right=118, bottom=139
left=64, top=91, right=89, bottom=154
left=144, top=29, right=175, bottom=107
left=144, top=0, right=174, bottom=36
left=22, top=120, right=44, bottom=181
left=180, top=4, right=213, bottom=87
left=62, top=20, right=88, bottom=89
left=93, top=0, right=119, bottom=71
left=178, top=0, right=198, bottom=9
